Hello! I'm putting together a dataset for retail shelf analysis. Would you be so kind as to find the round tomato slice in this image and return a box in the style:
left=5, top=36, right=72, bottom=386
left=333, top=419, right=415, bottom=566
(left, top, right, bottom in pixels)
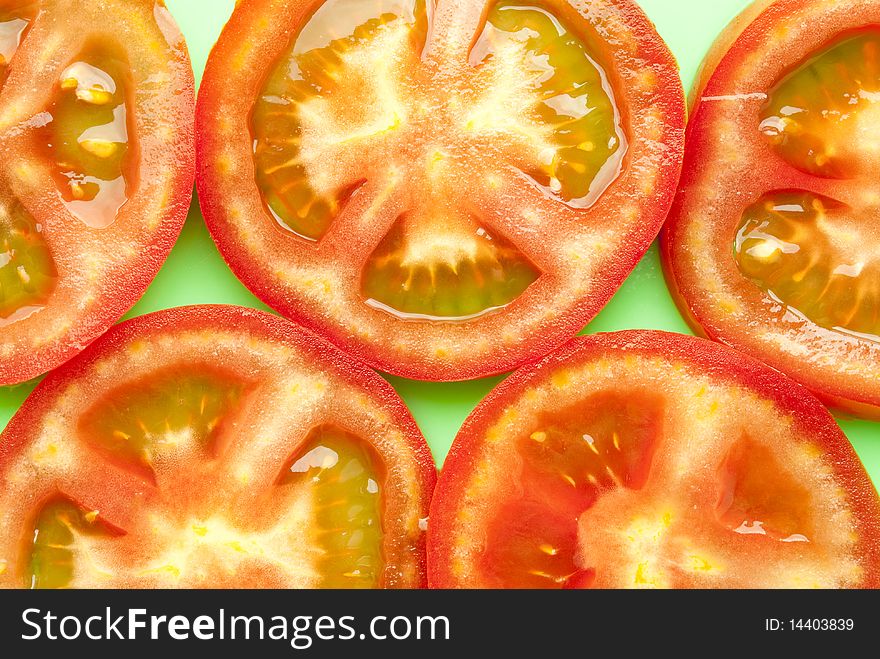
left=0, top=305, right=435, bottom=588
left=428, top=330, right=880, bottom=588
left=197, top=0, right=685, bottom=381
left=662, top=0, right=880, bottom=417
left=0, top=0, right=194, bottom=385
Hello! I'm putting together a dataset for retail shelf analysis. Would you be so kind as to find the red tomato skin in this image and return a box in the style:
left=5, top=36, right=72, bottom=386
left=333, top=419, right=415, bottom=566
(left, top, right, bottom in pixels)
left=195, top=0, right=687, bottom=382
left=427, top=330, right=880, bottom=588
left=661, top=243, right=880, bottom=422
left=661, top=0, right=880, bottom=419
left=0, top=2, right=196, bottom=386
left=0, top=305, right=437, bottom=588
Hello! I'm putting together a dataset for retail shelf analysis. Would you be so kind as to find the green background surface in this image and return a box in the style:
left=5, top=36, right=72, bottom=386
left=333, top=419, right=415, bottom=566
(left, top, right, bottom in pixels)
left=2, top=0, right=878, bottom=487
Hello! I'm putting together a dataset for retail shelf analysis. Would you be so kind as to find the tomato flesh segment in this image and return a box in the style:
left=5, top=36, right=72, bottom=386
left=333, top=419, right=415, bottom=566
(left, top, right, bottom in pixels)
left=40, top=44, right=134, bottom=229
left=760, top=30, right=880, bottom=178
left=470, top=2, right=626, bottom=207
left=278, top=425, right=385, bottom=588
left=362, top=216, right=539, bottom=320
left=484, top=500, right=592, bottom=589
left=717, top=436, right=813, bottom=542
left=0, top=5, right=32, bottom=84
left=0, top=199, right=57, bottom=325
left=481, top=392, right=662, bottom=588
left=252, top=0, right=426, bottom=241
left=77, top=365, right=249, bottom=478
left=26, top=497, right=119, bottom=589
left=734, top=190, right=880, bottom=338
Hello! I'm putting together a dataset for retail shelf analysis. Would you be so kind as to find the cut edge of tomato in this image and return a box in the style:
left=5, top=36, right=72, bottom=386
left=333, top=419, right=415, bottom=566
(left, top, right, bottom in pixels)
left=0, top=4, right=197, bottom=387
left=195, top=0, right=687, bottom=382
left=686, top=0, right=779, bottom=115
left=0, top=193, right=195, bottom=388
left=662, top=237, right=880, bottom=420
left=661, top=0, right=880, bottom=420
left=427, top=329, right=880, bottom=588
left=0, top=304, right=438, bottom=588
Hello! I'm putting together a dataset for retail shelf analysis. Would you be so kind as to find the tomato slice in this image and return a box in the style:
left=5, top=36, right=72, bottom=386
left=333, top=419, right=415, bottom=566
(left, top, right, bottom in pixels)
left=0, top=305, right=435, bottom=588
left=197, top=0, right=685, bottom=380
left=662, top=0, right=880, bottom=418
left=0, top=0, right=194, bottom=385
left=428, top=331, right=880, bottom=588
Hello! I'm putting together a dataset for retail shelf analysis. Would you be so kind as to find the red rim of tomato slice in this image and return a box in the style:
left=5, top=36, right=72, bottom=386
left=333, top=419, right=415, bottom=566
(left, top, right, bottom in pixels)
left=196, top=0, right=685, bottom=381
left=0, top=305, right=436, bottom=588
left=428, top=330, right=880, bottom=588
left=0, top=0, right=194, bottom=385
left=662, top=0, right=880, bottom=418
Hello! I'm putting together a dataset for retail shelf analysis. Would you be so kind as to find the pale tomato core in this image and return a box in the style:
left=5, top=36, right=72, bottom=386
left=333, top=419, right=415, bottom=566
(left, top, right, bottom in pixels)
left=22, top=361, right=391, bottom=589
left=251, top=0, right=624, bottom=321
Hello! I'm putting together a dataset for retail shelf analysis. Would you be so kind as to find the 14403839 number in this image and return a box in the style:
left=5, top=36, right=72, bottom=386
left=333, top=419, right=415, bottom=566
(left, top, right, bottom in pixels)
left=792, top=619, right=855, bottom=632
left=765, top=619, right=855, bottom=632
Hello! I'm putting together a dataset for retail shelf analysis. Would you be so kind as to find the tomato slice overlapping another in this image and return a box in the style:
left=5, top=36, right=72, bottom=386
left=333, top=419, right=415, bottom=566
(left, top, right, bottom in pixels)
left=0, top=305, right=435, bottom=588
left=197, top=0, right=685, bottom=380
left=662, top=0, right=880, bottom=417
left=428, top=331, right=880, bottom=588
left=0, top=0, right=194, bottom=385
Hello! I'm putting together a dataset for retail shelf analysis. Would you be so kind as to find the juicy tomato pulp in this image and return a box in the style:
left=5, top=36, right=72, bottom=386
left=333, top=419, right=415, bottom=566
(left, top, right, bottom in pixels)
left=198, top=0, right=684, bottom=379
left=740, top=31, right=880, bottom=339
left=1, top=5, right=47, bottom=328
left=278, top=425, right=387, bottom=588
left=663, top=4, right=880, bottom=416
left=0, top=0, right=193, bottom=384
left=428, top=332, right=880, bottom=588
left=734, top=190, right=880, bottom=337
left=0, top=307, right=435, bottom=588
left=41, top=45, right=136, bottom=229
left=0, top=198, right=56, bottom=325
left=483, top=391, right=662, bottom=588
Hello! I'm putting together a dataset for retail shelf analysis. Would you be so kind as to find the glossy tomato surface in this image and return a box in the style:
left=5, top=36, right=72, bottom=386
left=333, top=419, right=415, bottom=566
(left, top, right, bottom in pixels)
left=0, top=305, right=435, bottom=588
left=429, top=330, right=880, bottom=588
left=197, top=0, right=685, bottom=381
left=662, top=0, right=880, bottom=417
left=0, top=0, right=195, bottom=385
